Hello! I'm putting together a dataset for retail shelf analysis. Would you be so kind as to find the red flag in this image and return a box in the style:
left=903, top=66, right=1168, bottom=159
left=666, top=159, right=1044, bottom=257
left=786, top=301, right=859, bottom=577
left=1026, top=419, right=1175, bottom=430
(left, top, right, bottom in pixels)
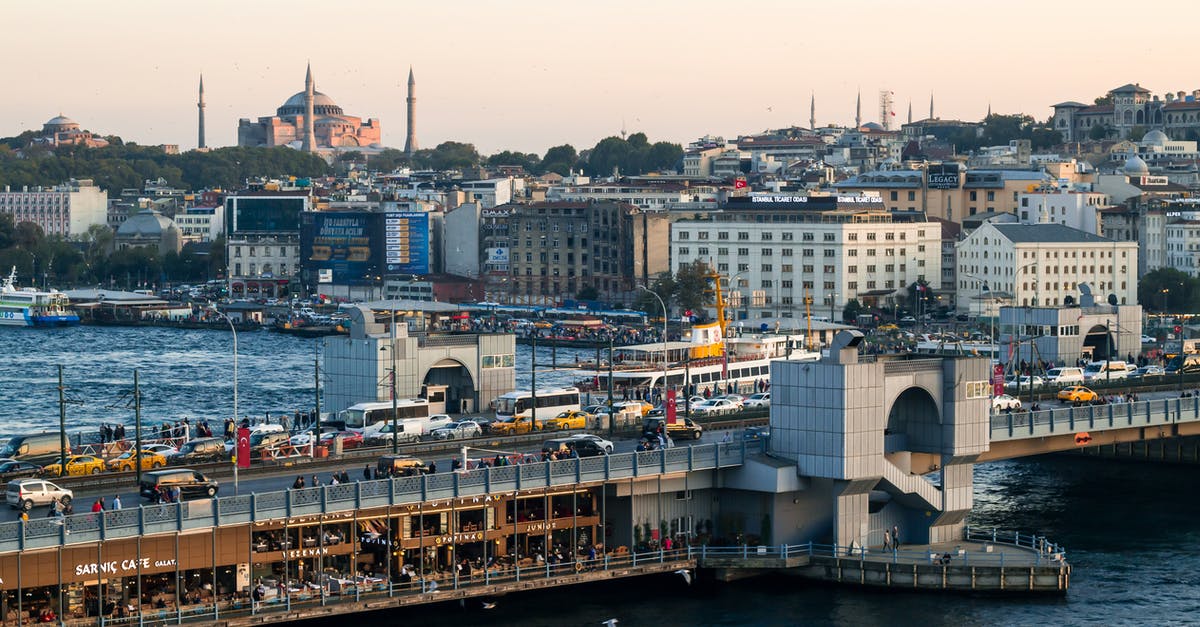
left=666, top=389, right=677, bottom=425
left=236, top=427, right=251, bottom=469
left=734, top=178, right=747, bottom=189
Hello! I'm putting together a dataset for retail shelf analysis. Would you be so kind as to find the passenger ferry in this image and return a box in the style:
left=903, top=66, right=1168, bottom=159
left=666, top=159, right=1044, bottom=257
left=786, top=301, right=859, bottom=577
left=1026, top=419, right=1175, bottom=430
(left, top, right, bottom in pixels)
left=581, top=270, right=821, bottom=396
left=0, top=267, right=80, bottom=327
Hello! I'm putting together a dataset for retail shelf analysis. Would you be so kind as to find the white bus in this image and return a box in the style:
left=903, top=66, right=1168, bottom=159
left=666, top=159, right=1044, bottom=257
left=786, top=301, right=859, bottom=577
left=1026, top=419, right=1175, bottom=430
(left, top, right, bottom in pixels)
left=493, top=387, right=581, bottom=421
left=333, top=399, right=431, bottom=435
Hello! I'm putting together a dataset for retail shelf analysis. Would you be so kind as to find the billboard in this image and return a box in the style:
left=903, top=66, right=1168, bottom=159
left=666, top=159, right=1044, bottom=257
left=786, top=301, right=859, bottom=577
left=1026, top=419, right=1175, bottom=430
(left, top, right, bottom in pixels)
left=485, top=247, right=509, bottom=271
left=384, top=212, right=430, bottom=275
left=300, top=212, right=383, bottom=286
left=226, top=196, right=307, bottom=233
left=927, top=165, right=960, bottom=190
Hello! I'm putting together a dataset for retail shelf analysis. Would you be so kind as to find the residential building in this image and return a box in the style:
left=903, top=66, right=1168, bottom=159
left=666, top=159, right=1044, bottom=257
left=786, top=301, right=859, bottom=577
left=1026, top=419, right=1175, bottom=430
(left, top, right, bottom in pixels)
left=1016, top=190, right=1110, bottom=234
left=836, top=165, right=1050, bottom=224
left=670, top=195, right=943, bottom=320
left=0, top=180, right=107, bottom=238
left=175, top=206, right=224, bottom=243
left=545, top=179, right=720, bottom=211
left=955, top=223, right=1138, bottom=315
left=225, top=189, right=311, bottom=298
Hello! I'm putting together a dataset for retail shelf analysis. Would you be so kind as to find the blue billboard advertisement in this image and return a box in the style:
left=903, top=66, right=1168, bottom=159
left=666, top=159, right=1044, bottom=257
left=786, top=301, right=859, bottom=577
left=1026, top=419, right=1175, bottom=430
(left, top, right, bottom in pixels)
left=383, top=212, right=430, bottom=275
left=299, top=212, right=382, bottom=285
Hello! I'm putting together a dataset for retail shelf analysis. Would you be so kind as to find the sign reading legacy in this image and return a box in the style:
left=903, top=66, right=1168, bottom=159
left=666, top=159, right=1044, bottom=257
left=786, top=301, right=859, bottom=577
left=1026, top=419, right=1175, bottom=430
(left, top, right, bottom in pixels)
left=927, top=164, right=961, bottom=190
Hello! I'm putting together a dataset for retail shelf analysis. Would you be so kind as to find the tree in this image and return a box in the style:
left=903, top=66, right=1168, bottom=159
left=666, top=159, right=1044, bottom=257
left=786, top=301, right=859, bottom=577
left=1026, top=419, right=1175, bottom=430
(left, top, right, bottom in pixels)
left=366, top=148, right=409, bottom=172
left=539, top=144, right=579, bottom=176
left=575, top=285, right=599, bottom=301
left=1094, top=95, right=1113, bottom=106
left=414, top=141, right=480, bottom=171
left=633, top=272, right=675, bottom=318
left=1138, top=267, right=1198, bottom=312
left=906, top=279, right=934, bottom=317
left=1127, top=126, right=1148, bottom=142
left=486, top=150, right=539, bottom=173
left=842, top=299, right=864, bottom=324
left=672, top=260, right=713, bottom=319
left=1089, top=124, right=1110, bottom=142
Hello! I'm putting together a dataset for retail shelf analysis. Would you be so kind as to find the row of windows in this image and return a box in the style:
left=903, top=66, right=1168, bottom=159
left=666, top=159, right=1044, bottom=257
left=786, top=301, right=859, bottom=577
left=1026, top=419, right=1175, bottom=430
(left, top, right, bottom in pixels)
left=677, top=230, right=924, bottom=241
left=233, top=246, right=296, bottom=258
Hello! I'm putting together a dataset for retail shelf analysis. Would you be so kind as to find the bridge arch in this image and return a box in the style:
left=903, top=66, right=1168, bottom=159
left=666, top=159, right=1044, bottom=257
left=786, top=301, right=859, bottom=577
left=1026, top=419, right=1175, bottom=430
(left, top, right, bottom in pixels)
left=421, top=358, right=476, bottom=414
left=885, top=386, right=941, bottom=453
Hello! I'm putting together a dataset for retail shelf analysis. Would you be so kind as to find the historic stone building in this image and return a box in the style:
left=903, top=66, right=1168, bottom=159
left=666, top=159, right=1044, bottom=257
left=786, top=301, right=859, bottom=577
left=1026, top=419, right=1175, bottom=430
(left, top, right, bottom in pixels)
left=237, top=65, right=382, bottom=152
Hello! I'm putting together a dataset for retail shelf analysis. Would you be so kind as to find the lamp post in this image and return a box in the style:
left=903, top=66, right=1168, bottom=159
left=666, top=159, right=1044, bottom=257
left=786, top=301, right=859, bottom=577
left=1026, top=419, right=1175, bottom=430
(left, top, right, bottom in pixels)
left=379, top=307, right=400, bottom=454
left=1161, top=288, right=1170, bottom=314
left=210, top=308, right=239, bottom=494
left=638, top=285, right=669, bottom=404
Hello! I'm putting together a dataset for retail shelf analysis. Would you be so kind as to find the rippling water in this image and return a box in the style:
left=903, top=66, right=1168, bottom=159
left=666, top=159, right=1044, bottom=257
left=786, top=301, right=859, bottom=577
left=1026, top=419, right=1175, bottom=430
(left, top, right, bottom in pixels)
left=7, top=326, right=1197, bottom=624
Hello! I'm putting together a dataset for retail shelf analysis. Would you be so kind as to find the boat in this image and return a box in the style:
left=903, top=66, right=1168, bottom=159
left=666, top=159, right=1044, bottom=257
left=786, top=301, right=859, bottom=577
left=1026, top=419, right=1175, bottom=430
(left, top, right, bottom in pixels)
left=579, top=268, right=820, bottom=395
left=0, top=267, right=79, bottom=327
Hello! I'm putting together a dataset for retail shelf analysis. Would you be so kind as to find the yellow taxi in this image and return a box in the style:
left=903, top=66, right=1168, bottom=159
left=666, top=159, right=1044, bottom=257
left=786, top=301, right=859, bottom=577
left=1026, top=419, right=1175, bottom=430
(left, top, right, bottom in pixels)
left=44, top=455, right=107, bottom=477
left=489, top=415, right=547, bottom=435
left=877, top=323, right=900, bottom=332
left=1057, top=386, right=1098, bottom=404
left=618, top=400, right=654, bottom=416
left=545, top=410, right=591, bottom=430
left=106, top=449, right=167, bottom=472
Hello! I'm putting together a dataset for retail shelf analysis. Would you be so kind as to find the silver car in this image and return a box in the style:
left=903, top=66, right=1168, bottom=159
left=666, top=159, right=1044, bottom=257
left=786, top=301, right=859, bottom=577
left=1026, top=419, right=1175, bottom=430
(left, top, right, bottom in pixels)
left=430, top=421, right=482, bottom=440
left=7, top=479, right=73, bottom=511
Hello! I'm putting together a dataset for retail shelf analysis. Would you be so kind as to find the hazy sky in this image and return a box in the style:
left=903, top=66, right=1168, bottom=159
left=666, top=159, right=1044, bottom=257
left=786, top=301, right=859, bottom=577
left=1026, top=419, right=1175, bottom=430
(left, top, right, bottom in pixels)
left=6, top=0, right=1199, bottom=155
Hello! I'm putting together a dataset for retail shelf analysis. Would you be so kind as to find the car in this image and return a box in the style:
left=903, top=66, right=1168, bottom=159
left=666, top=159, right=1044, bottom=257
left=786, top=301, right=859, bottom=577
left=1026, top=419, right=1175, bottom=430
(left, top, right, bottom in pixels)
left=169, top=437, right=228, bottom=464
left=1057, top=386, right=1099, bottom=404
left=6, top=479, right=72, bottom=511
left=544, top=410, right=591, bottom=430
left=139, top=469, right=219, bottom=502
left=581, top=404, right=608, bottom=415
left=430, top=421, right=483, bottom=440
left=542, top=436, right=609, bottom=458
left=567, top=433, right=614, bottom=454
left=319, top=431, right=363, bottom=449
left=744, top=392, right=770, bottom=408
left=364, top=423, right=422, bottom=446
left=428, top=414, right=453, bottom=431
left=690, top=398, right=738, bottom=417
left=643, top=416, right=704, bottom=440
left=899, top=316, right=917, bottom=325
left=616, top=400, right=654, bottom=416
left=106, top=449, right=167, bottom=472
left=1141, top=335, right=1157, bottom=344
left=742, top=426, right=770, bottom=441
left=141, top=443, right=179, bottom=456
left=247, top=423, right=284, bottom=435
left=290, top=427, right=338, bottom=447
left=646, top=407, right=666, bottom=418
left=0, top=461, right=43, bottom=481
left=719, top=394, right=746, bottom=408
left=991, top=394, right=1023, bottom=411
left=44, top=455, right=107, bottom=477
left=877, top=323, right=900, bottom=332
left=462, top=416, right=496, bottom=433
left=1004, top=375, right=1045, bottom=390
left=1132, top=365, right=1166, bottom=378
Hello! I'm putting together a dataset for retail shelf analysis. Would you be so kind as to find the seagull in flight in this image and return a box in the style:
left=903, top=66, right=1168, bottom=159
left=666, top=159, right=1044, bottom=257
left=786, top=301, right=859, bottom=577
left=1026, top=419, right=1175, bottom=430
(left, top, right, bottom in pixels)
left=674, top=568, right=693, bottom=585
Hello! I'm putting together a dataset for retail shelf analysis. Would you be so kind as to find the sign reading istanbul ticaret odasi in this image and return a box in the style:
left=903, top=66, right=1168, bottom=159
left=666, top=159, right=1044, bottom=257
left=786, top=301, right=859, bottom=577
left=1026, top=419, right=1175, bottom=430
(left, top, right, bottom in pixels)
left=383, top=212, right=430, bottom=275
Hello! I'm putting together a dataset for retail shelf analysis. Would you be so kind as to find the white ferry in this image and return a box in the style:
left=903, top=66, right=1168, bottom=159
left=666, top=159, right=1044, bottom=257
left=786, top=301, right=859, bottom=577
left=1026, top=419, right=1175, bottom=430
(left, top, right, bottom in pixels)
left=581, top=270, right=821, bottom=396
left=0, top=267, right=80, bottom=327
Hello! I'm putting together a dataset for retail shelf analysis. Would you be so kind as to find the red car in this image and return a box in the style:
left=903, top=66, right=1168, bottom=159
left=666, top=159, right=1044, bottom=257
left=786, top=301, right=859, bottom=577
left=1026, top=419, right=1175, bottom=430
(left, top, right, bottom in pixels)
left=319, top=431, right=363, bottom=450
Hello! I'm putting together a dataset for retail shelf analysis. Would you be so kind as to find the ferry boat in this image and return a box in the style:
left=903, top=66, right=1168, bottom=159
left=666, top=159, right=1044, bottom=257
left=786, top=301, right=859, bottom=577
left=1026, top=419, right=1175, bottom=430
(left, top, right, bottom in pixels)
left=581, top=269, right=821, bottom=395
left=0, top=267, right=80, bottom=327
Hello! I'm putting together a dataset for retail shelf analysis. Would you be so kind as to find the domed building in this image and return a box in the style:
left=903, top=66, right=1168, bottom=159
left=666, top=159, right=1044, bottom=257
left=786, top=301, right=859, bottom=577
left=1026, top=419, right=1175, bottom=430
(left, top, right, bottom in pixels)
left=115, top=209, right=182, bottom=255
left=32, top=114, right=109, bottom=149
left=1123, top=154, right=1150, bottom=176
left=237, top=66, right=381, bottom=153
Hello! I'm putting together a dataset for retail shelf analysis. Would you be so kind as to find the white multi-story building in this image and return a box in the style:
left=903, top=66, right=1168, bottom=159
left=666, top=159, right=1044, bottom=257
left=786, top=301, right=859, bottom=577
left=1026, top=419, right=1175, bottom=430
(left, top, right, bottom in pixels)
left=0, top=180, right=107, bottom=237
left=175, top=206, right=224, bottom=242
left=1165, top=218, right=1200, bottom=277
left=670, top=196, right=943, bottom=320
left=956, top=223, right=1138, bottom=314
left=1016, top=190, right=1111, bottom=234
left=546, top=180, right=720, bottom=211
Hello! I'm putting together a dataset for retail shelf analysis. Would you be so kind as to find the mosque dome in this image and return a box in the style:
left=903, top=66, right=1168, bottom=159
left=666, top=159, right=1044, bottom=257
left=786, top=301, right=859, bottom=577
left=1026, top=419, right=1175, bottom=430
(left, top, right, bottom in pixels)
left=117, top=209, right=176, bottom=238
left=860, top=122, right=885, bottom=132
left=1142, top=129, right=1169, bottom=146
left=43, top=115, right=80, bottom=132
left=1123, top=155, right=1150, bottom=175
left=277, top=91, right=344, bottom=117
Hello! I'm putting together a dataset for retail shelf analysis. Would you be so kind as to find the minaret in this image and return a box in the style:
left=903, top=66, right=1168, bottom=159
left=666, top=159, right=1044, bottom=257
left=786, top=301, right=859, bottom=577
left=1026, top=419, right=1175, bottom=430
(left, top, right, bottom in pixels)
left=907, top=100, right=912, bottom=124
left=302, top=63, right=316, bottom=153
left=929, top=92, right=935, bottom=120
left=197, top=74, right=206, bottom=149
left=855, top=90, right=862, bottom=129
left=987, top=101, right=992, bottom=119
left=809, top=93, right=816, bottom=130
left=405, top=67, right=418, bottom=156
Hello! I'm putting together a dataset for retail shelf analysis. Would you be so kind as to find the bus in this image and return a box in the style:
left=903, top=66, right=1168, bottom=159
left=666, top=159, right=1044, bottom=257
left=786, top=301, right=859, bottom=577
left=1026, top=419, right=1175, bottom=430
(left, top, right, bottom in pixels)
left=331, top=399, right=431, bottom=435
left=493, top=387, right=581, bottom=421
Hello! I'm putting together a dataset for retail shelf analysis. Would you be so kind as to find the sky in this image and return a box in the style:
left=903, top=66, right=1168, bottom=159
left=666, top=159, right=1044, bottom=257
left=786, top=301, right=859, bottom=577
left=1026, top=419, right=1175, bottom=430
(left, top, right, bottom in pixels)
left=6, top=0, right=1200, bottom=155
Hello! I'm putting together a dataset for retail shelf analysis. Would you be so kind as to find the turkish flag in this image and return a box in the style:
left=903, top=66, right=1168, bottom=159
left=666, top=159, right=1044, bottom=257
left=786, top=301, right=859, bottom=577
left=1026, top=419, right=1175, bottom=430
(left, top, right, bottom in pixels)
left=666, top=389, right=677, bottom=424
left=734, top=178, right=747, bottom=189
left=237, top=427, right=252, bottom=469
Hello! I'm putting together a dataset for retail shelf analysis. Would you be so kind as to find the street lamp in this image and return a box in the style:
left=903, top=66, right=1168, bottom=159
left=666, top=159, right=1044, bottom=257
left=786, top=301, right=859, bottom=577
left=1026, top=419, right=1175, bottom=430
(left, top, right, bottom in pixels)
left=1161, top=288, right=1170, bottom=314
left=209, top=307, right=239, bottom=494
left=379, top=306, right=400, bottom=454
left=638, top=285, right=669, bottom=405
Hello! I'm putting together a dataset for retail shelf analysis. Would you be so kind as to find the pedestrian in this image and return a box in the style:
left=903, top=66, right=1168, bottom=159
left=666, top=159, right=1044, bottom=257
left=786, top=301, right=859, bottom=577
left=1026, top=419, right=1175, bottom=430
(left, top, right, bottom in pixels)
left=312, top=474, right=320, bottom=487
left=363, top=464, right=372, bottom=481
left=330, top=474, right=339, bottom=486
left=111, top=495, right=122, bottom=510
left=883, top=529, right=891, bottom=550
left=892, top=525, right=900, bottom=549
left=91, top=499, right=103, bottom=513
left=292, top=476, right=305, bottom=489
left=341, top=470, right=350, bottom=484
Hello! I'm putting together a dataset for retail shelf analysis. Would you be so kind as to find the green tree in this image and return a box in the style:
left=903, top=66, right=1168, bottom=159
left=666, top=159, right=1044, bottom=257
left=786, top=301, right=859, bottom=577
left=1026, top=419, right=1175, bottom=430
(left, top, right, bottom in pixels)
left=575, top=285, right=599, bottom=301
left=672, top=260, right=713, bottom=319
left=1089, top=124, right=1110, bottom=141
left=1094, top=95, right=1113, bottom=106
left=842, top=299, right=864, bottom=324
left=1127, top=126, right=1148, bottom=142
left=539, top=144, right=579, bottom=176
left=413, top=141, right=480, bottom=171
left=366, top=148, right=409, bottom=172
left=1138, top=267, right=1198, bottom=312
left=486, top=150, right=540, bottom=173
left=633, top=272, right=675, bottom=318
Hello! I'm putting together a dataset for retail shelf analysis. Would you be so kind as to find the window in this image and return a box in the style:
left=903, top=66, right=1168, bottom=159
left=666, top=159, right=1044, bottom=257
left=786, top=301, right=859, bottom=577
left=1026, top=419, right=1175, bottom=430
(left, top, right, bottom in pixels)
left=848, top=249, right=857, bottom=257
left=907, top=191, right=916, bottom=201
left=717, top=247, right=728, bottom=256
left=866, top=233, right=877, bottom=240
left=761, top=264, right=772, bottom=272
left=824, top=265, right=835, bottom=273
left=698, top=232, right=709, bottom=240
left=824, top=281, right=834, bottom=290
left=803, top=265, right=814, bottom=273
left=738, top=247, right=750, bottom=256
left=890, top=191, right=898, bottom=201
left=761, top=232, right=773, bottom=241
left=867, top=265, right=877, bottom=273
left=761, top=279, right=773, bottom=288
left=677, top=231, right=690, bottom=240
left=848, top=265, right=857, bottom=273
left=848, top=233, right=858, bottom=241
left=782, top=249, right=793, bottom=257
left=679, top=247, right=689, bottom=255
left=885, top=232, right=895, bottom=240
left=782, top=232, right=794, bottom=241
left=698, top=247, right=709, bottom=256
left=823, top=233, right=835, bottom=241
left=738, top=263, right=749, bottom=271
left=781, top=264, right=793, bottom=272
left=823, top=249, right=834, bottom=257
left=848, top=281, right=858, bottom=289
left=885, top=264, right=894, bottom=272
left=718, top=232, right=729, bottom=240
left=803, top=249, right=814, bottom=257
left=803, top=233, right=814, bottom=241
left=718, top=263, right=729, bottom=271
left=738, top=232, right=749, bottom=240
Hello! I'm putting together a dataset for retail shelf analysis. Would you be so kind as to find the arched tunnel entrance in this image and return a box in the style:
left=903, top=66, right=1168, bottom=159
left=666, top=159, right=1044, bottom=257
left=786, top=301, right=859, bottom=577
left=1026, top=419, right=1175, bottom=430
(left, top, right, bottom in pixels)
left=423, top=359, right=476, bottom=414
left=884, top=387, right=941, bottom=454
left=1081, top=325, right=1115, bottom=361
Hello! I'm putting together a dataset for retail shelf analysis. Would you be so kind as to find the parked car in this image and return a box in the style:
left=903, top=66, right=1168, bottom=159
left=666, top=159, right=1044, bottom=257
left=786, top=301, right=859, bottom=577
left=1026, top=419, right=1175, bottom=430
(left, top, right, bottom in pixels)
left=0, top=461, right=43, bottom=481
left=365, top=423, right=422, bottom=446
left=719, top=395, right=746, bottom=408
left=44, top=455, right=106, bottom=477
left=744, top=393, right=770, bottom=408
left=1005, top=375, right=1045, bottom=390
left=1044, top=367, right=1085, bottom=386
left=1132, top=365, right=1166, bottom=378
left=566, top=433, right=614, bottom=454
left=319, top=431, right=363, bottom=449
left=376, top=455, right=431, bottom=477
left=141, top=443, right=179, bottom=456
left=743, top=426, right=770, bottom=441
left=169, top=437, right=227, bottom=465
left=1141, top=335, right=1157, bottom=344
left=991, top=394, right=1023, bottom=411
left=542, top=437, right=608, bottom=458
left=6, top=479, right=72, bottom=510
left=106, top=449, right=167, bottom=472
left=690, top=398, right=738, bottom=417
left=430, top=421, right=483, bottom=440
left=1057, top=386, right=1099, bottom=404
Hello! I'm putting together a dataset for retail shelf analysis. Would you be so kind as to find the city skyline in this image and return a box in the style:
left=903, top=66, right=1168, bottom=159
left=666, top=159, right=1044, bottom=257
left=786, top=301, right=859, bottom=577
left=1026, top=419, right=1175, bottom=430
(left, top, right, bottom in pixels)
left=6, top=0, right=1200, bottom=155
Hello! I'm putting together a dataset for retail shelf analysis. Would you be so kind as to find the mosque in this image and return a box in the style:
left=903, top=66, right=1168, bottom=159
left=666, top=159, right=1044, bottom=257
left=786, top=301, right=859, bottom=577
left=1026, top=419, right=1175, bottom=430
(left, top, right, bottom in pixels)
left=31, top=115, right=110, bottom=149
left=236, top=64, right=396, bottom=153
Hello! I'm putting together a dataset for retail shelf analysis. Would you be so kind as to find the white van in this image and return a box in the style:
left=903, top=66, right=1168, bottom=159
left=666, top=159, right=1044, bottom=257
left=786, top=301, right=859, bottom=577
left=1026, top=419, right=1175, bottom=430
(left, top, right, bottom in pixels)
left=1045, top=367, right=1085, bottom=385
left=1083, top=361, right=1129, bottom=382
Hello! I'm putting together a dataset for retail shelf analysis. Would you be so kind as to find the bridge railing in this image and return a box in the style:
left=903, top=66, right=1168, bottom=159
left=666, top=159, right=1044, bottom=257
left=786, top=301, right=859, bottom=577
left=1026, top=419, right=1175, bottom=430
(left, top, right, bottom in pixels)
left=964, top=525, right=1066, bottom=558
left=3, top=440, right=760, bottom=553
left=990, top=396, right=1200, bottom=441
left=694, top=533, right=1068, bottom=568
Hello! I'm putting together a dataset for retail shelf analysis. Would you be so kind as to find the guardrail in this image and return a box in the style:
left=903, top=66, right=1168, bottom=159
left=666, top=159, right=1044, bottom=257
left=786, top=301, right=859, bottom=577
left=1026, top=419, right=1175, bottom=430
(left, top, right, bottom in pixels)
left=964, top=525, right=1066, bottom=558
left=990, top=395, right=1200, bottom=441
left=2, top=440, right=761, bottom=553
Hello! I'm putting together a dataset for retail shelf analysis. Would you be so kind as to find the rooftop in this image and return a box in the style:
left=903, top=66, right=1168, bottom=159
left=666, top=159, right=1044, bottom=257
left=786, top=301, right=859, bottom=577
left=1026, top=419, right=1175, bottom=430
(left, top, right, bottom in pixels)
left=990, top=223, right=1113, bottom=244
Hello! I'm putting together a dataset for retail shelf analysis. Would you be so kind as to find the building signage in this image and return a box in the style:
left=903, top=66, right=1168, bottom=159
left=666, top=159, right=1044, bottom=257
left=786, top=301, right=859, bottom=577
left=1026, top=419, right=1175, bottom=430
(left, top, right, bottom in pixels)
left=1140, top=175, right=1169, bottom=186
left=927, top=165, right=960, bottom=190
left=432, top=532, right=484, bottom=545
left=75, top=558, right=176, bottom=577
left=284, top=547, right=330, bottom=559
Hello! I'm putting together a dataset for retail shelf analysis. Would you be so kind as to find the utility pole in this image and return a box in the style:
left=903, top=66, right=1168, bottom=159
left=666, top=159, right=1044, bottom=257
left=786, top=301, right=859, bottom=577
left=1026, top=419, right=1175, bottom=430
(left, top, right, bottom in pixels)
left=607, top=336, right=614, bottom=437
left=313, top=343, right=320, bottom=458
left=531, top=333, right=538, bottom=430
left=134, top=369, right=143, bottom=490
left=390, top=309, right=399, bottom=455
left=57, top=365, right=67, bottom=471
